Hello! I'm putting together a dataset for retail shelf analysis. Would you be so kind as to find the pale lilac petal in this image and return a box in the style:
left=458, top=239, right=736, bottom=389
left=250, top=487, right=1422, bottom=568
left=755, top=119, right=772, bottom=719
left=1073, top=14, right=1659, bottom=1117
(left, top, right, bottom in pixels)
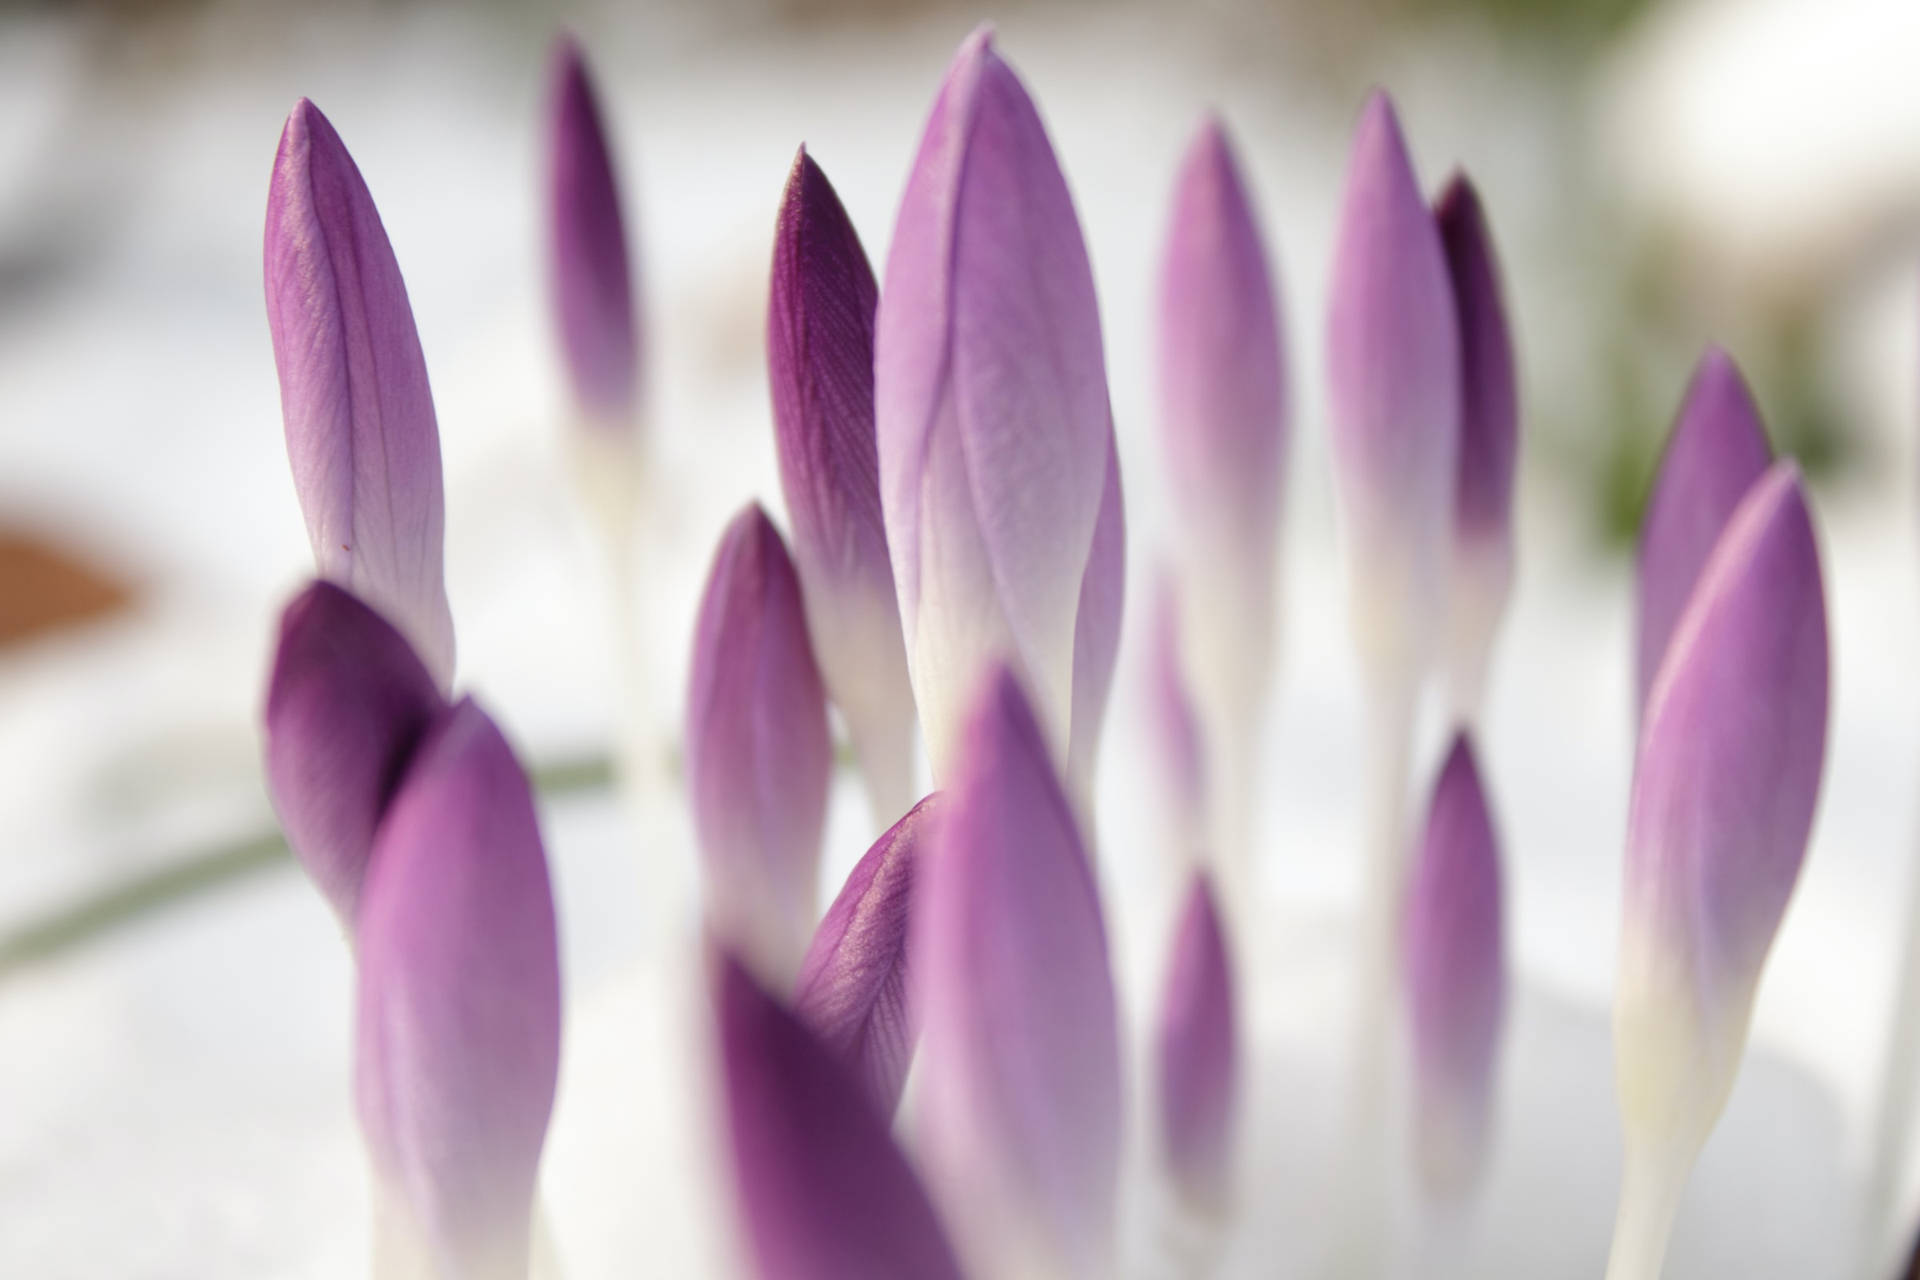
left=1403, top=732, right=1507, bottom=1200
left=715, top=951, right=964, bottom=1280
left=1156, top=872, right=1239, bottom=1212
left=262, top=580, right=444, bottom=924
left=354, top=698, right=561, bottom=1280
left=1324, top=91, right=1460, bottom=671
left=264, top=99, right=455, bottom=687
left=876, top=27, right=1116, bottom=773
left=686, top=503, right=833, bottom=990
left=546, top=36, right=640, bottom=424
left=769, top=146, right=917, bottom=819
left=1158, top=113, right=1287, bottom=561
left=914, top=665, right=1121, bottom=1277
left=1617, top=462, right=1828, bottom=1151
left=1066, top=442, right=1125, bottom=796
left=1634, top=347, right=1773, bottom=713
left=792, top=795, right=938, bottom=1117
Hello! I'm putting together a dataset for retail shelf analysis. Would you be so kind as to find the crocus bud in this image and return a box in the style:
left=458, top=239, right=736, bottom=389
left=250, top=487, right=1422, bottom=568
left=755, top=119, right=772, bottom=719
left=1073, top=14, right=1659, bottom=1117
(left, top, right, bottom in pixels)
left=793, top=794, right=938, bottom=1117
left=265, top=99, right=456, bottom=689
left=355, top=697, right=561, bottom=1280
left=915, top=665, right=1122, bottom=1278
left=1403, top=733, right=1507, bottom=1201
left=262, top=580, right=443, bottom=924
left=1611, top=463, right=1827, bottom=1266
left=1325, top=91, right=1460, bottom=686
left=715, top=950, right=965, bottom=1280
left=686, top=504, right=832, bottom=991
left=1156, top=115, right=1285, bottom=856
left=876, top=27, right=1122, bottom=781
left=1067, top=445, right=1125, bottom=798
left=546, top=35, right=640, bottom=428
left=768, top=147, right=917, bottom=824
left=1435, top=173, right=1519, bottom=721
left=1156, top=872, right=1239, bottom=1214
left=1634, top=347, right=1772, bottom=714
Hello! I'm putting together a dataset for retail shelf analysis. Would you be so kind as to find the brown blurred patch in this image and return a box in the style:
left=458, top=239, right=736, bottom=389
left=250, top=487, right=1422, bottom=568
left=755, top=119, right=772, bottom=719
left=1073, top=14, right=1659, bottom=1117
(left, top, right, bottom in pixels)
left=0, top=528, right=133, bottom=647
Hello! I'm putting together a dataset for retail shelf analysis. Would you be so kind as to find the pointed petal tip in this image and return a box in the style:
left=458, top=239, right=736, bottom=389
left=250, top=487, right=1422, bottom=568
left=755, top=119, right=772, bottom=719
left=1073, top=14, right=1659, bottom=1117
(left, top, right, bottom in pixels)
left=1157, top=867, right=1238, bottom=1209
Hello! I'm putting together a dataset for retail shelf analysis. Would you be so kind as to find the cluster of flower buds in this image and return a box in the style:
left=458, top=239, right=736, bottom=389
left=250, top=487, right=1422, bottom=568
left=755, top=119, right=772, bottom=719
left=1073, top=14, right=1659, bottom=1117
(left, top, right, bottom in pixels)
left=262, top=99, right=562, bottom=1280
left=254, top=20, right=1842, bottom=1280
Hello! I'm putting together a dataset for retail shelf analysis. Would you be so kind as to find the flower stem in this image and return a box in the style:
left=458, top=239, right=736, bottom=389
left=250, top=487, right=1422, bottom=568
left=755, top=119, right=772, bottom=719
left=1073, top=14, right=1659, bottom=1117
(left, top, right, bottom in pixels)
left=1604, top=1146, right=1689, bottom=1280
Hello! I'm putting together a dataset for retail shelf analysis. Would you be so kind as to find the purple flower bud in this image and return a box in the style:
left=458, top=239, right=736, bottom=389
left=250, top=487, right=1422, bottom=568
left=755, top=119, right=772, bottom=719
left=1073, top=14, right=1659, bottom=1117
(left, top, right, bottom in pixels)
left=1067, top=444, right=1126, bottom=797
left=768, top=147, right=917, bottom=820
left=264, top=99, right=455, bottom=688
left=354, top=698, right=561, bottom=1280
left=1435, top=173, right=1519, bottom=719
left=793, top=794, right=938, bottom=1117
left=262, top=580, right=444, bottom=924
left=1325, top=91, right=1460, bottom=678
left=914, top=665, right=1121, bottom=1276
left=876, top=27, right=1122, bottom=778
left=686, top=504, right=833, bottom=990
left=1156, top=872, right=1239, bottom=1213
left=1402, top=733, right=1507, bottom=1201
left=1634, top=347, right=1773, bottom=714
left=1157, top=113, right=1287, bottom=583
left=1616, top=462, right=1827, bottom=1161
left=546, top=35, right=640, bottom=428
left=715, top=950, right=965, bottom=1280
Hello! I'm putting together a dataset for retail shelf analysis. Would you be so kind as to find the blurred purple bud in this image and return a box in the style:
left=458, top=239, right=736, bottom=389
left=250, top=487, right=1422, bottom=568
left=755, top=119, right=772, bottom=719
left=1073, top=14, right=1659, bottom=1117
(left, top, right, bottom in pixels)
left=1156, top=872, right=1239, bottom=1213
left=715, top=951, right=964, bottom=1280
left=1403, top=733, right=1507, bottom=1200
left=1325, top=91, right=1460, bottom=675
left=876, top=27, right=1121, bottom=777
left=1435, top=173, right=1519, bottom=718
left=262, top=580, right=444, bottom=924
left=264, top=99, right=455, bottom=688
left=1066, top=444, right=1126, bottom=797
left=686, top=504, right=833, bottom=990
left=1158, top=113, right=1287, bottom=575
left=1617, top=463, right=1827, bottom=1155
left=915, top=665, right=1121, bottom=1277
left=768, top=147, right=917, bottom=819
left=354, top=698, right=561, bottom=1280
left=1634, top=348, right=1773, bottom=714
left=793, top=794, right=939, bottom=1117
left=545, top=36, right=640, bottom=426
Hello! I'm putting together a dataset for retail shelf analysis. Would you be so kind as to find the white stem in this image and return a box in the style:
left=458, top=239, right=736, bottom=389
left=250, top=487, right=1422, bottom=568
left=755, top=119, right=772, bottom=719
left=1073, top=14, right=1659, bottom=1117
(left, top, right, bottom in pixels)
left=1861, top=833, right=1920, bottom=1276
left=1407, top=1195, right=1472, bottom=1280
left=1329, top=670, right=1418, bottom=1279
left=1604, top=1146, right=1690, bottom=1280
left=1147, top=1180, right=1228, bottom=1280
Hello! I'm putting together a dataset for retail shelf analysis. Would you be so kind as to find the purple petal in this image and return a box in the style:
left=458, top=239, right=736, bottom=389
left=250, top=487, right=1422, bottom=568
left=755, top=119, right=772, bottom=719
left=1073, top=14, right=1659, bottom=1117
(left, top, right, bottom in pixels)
left=1158, top=114, right=1287, bottom=561
left=793, top=794, right=939, bottom=1117
left=715, top=950, right=965, bottom=1280
left=262, top=580, right=444, bottom=924
left=264, top=99, right=455, bottom=688
left=354, top=697, right=561, bottom=1280
left=1619, top=463, right=1827, bottom=1141
left=1324, top=91, right=1460, bottom=667
left=545, top=36, right=640, bottom=425
left=914, top=665, right=1121, bottom=1276
left=686, top=503, right=833, bottom=990
left=1066, top=442, right=1125, bottom=796
left=1435, top=173, right=1518, bottom=552
left=876, top=26, right=1116, bottom=772
left=1402, top=732, right=1507, bottom=1199
left=768, top=146, right=917, bottom=815
left=1156, top=872, right=1239, bottom=1212
left=1634, top=347, right=1773, bottom=713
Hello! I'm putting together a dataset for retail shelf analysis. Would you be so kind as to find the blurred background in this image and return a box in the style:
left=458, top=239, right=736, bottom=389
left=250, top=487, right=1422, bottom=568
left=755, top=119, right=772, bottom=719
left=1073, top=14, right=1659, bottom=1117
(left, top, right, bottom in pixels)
left=4, top=0, right=1920, bottom=1274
